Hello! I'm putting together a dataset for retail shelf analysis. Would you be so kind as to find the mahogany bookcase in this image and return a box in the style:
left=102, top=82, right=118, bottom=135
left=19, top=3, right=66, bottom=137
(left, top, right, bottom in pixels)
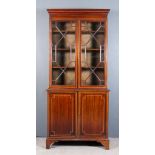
left=46, top=9, right=110, bottom=150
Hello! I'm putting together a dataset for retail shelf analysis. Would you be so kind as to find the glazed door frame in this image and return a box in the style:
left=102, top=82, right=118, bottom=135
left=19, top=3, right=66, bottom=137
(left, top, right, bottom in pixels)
left=49, top=18, right=79, bottom=88
left=78, top=19, right=108, bottom=89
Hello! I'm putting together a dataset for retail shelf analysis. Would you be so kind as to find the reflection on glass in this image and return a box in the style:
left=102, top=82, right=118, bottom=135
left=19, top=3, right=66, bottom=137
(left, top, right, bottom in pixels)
left=52, top=21, right=76, bottom=85
left=81, top=21, right=105, bottom=86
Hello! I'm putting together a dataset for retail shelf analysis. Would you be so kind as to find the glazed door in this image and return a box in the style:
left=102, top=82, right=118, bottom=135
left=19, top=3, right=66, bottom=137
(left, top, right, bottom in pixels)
left=50, top=20, right=78, bottom=88
left=48, top=92, right=77, bottom=137
left=79, top=20, right=107, bottom=88
left=79, top=92, right=107, bottom=137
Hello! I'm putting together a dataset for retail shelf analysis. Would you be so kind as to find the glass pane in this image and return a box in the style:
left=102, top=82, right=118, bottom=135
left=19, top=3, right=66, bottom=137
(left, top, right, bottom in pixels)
left=51, top=21, right=76, bottom=85
left=81, top=21, right=105, bottom=86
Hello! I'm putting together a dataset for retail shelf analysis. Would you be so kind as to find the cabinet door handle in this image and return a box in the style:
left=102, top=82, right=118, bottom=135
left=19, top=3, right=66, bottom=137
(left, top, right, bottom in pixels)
left=100, top=45, right=104, bottom=62
left=85, top=46, right=87, bottom=60
left=100, top=45, right=102, bottom=62
left=51, top=44, right=57, bottom=62
left=52, top=45, right=57, bottom=62
left=70, top=45, right=72, bottom=60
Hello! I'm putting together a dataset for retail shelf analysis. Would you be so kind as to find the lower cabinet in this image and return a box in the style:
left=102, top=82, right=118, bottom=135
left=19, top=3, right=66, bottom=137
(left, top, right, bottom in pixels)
left=47, top=91, right=109, bottom=149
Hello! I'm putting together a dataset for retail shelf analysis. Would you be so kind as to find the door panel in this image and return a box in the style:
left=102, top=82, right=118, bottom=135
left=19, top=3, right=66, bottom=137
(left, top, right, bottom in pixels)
left=79, top=92, right=106, bottom=137
left=50, top=21, right=77, bottom=87
left=79, top=21, right=106, bottom=87
left=48, top=93, right=76, bottom=137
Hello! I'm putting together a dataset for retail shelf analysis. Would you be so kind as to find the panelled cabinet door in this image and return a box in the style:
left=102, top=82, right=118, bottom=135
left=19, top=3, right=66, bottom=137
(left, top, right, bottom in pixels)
left=48, top=93, right=76, bottom=137
left=79, top=92, right=108, bottom=137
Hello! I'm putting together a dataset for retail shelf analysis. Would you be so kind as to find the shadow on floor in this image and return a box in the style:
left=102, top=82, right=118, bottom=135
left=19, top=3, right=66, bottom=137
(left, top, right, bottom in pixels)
left=53, top=141, right=102, bottom=147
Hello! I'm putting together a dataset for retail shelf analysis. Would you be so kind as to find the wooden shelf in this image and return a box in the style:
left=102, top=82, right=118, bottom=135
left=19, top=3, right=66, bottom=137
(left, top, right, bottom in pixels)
left=82, top=67, right=104, bottom=69
left=52, top=30, right=75, bottom=34
left=52, top=66, right=104, bottom=69
left=81, top=48, right=100, bottom=51
left=52, top=48, right=101, bottom=51
left=52, top=49, right=75, bottom=51
left=52, top=66, right=75, bottom=69
left=52, top=30, right=104, bottom=34
left=82, top=31, right=104, bottom=34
